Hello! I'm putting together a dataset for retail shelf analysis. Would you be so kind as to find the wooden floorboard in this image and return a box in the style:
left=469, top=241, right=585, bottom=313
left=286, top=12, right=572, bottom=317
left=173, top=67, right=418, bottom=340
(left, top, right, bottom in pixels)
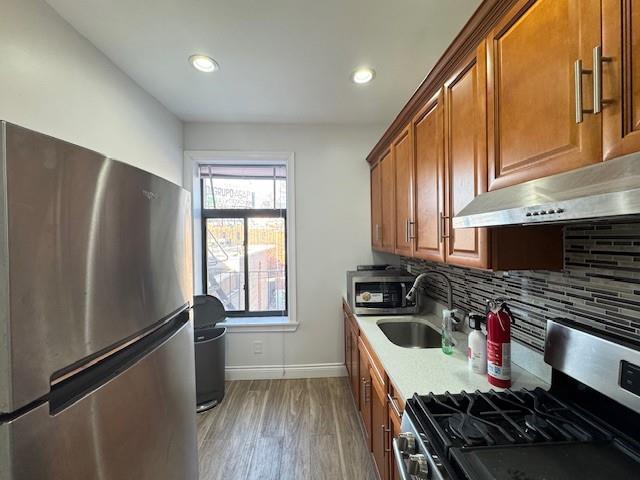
left=197, top=377, right=377, bottom=480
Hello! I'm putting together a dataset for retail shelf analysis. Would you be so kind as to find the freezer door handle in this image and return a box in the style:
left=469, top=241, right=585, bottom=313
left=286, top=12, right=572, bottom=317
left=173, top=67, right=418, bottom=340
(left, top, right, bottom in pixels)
left=49, top=311, right=189, bottom=415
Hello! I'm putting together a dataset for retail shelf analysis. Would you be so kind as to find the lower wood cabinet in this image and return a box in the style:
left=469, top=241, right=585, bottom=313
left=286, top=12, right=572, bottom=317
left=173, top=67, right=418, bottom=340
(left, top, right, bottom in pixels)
left=358, top=340, right=372, bottom=447
left=344, top=306, right=360, bottom=403
left=371, top=369, right=389, bottom=480
left=343, top=300, right=406, bottom=480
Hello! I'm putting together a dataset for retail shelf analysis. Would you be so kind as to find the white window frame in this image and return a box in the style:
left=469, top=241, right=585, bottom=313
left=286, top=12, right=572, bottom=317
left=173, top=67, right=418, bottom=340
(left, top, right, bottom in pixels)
left=183, top=150, right=297, bottom=332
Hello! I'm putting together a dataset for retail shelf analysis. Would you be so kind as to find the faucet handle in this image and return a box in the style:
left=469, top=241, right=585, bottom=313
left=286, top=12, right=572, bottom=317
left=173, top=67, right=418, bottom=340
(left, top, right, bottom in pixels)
left=445, top=309, right=461, bottom=323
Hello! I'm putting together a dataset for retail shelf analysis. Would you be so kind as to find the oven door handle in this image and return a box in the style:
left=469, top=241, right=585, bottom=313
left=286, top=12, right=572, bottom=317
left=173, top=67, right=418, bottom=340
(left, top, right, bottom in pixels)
left=392, top=438, right=411, bottom=480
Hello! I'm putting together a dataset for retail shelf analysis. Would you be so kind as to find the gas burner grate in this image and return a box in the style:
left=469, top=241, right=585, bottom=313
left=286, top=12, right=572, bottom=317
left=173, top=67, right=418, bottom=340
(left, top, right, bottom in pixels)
left=410, top=387, right=613, bottom=453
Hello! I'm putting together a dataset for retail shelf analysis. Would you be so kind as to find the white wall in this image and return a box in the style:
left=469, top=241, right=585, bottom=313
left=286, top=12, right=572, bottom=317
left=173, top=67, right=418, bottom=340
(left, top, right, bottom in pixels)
left=184, top=122, right=384, bottom=377
left=0, top=0, right=183, bottom=184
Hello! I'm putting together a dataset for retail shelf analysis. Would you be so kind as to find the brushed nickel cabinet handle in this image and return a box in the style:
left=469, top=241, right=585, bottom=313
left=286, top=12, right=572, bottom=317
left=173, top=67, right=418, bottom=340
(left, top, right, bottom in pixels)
left=387, top=393, right=403, bottom=418
left=405, top=218, right=410, bottom=243
left=382, top=424, right=391, bottom=453
left=408, top=220, right=415, bottom=240
left=440, top=212, right=450, bottom=240
left=574, top=58, right=593, bottom=123
left=593, top=45, right=611, bottom=115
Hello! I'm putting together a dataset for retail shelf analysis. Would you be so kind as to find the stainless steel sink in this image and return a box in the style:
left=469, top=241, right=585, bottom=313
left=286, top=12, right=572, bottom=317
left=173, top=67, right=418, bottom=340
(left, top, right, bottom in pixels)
left=377, top=321, right=442, bottom=349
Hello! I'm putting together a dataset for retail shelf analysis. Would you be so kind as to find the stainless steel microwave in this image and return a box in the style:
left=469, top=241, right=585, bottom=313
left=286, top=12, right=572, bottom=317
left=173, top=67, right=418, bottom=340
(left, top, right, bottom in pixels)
left=346, top=270, right=418, bottom=315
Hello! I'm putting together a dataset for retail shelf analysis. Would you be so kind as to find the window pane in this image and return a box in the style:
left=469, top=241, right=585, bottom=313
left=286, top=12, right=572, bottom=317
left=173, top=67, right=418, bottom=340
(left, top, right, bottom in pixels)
left=247, top=217, right=286, bottom=312
left=275, top=178, right=287, bottom=209
left=205, top=219, right=245, bottom=311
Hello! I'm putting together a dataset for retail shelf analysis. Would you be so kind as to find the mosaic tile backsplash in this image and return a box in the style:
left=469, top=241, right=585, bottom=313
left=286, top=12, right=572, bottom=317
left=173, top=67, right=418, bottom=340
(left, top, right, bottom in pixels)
left=402, top=221, right=640, bottom=352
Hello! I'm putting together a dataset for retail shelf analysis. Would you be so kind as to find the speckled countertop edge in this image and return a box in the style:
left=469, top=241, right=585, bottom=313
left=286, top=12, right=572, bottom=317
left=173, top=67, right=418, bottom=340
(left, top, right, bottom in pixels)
left=351, top=304, right=550, bottom=401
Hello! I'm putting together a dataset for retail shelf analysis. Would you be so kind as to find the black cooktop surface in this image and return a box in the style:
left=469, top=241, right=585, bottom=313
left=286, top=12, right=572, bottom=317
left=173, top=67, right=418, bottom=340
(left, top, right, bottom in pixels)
left=406, top=387, right=640, bottom=480
left=451, top=441, right=640, bottom=480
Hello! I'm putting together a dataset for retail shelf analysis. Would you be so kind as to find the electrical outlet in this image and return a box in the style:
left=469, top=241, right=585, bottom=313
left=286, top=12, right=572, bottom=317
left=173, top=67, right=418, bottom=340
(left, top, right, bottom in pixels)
left=253, top=341, right=263, bottom=354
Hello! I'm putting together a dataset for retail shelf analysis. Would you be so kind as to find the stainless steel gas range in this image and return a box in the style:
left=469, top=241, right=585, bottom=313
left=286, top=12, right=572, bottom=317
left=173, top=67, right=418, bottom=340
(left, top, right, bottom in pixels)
left=394, top=319, right=640, bottom=480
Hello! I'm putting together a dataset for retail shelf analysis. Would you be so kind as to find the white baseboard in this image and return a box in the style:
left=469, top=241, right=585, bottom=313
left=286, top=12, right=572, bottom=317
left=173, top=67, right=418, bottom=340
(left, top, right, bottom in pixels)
left=225, top=362, right=347, bottom=381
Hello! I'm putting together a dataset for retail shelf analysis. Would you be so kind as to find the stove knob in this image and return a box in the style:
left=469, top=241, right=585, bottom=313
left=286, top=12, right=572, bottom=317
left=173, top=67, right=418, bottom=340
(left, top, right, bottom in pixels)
left=407, top=454, right=430, bottom=479
left=397, top=432, right=417, bottom=454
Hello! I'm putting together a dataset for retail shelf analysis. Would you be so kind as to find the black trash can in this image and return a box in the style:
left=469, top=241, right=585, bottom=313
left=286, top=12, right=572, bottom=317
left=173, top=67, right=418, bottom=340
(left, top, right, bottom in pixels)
left=193, top=295, right=226, bottom=413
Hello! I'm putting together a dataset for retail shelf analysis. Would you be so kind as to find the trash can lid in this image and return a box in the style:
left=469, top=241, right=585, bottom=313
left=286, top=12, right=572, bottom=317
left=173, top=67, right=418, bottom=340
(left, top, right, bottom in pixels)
left=192, top=295, right=226, bottom=329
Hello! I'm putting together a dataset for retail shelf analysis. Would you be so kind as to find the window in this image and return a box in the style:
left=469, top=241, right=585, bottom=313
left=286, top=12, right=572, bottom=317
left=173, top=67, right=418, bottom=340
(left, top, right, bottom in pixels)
left=200, top=164, right=288, bottom=317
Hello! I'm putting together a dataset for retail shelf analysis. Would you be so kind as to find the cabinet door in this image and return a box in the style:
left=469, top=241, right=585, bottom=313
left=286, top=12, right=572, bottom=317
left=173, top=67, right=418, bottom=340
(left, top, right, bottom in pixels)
left=486, top=0, right=602, bottom=190
left=380, top=151, right=396, bottom=252
left=602, top=0, right=640, bottom=159
left=444, top=43, right=490, bottom=269
left=349, top=326, right=360, bottom=405
left=358, top=345, right=372, bottom=447
left=344, top=313, right=351, bottom=378
left=393, top=125, right=414, bottom=257
left=371, top=164, right=383, bottom=249
left=370, top=369, right=388, bottom=480
left=413, top=89, right=446, bottom=263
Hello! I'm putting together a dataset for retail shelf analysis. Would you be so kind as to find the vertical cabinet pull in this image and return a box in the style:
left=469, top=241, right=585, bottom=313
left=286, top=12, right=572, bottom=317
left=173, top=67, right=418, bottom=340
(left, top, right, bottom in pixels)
left=405, top=219, right=416, bottom=242
left=592, top=45, right=611, bottom=115
left=574, top=58, right=593, bottom=123
left=405, top=219, right=410, bottom=243
left=440, top=212, right=450, bottom=240
left=361, top=378, right=370, bottom=404
left=382, top=424, right=391, bottom=453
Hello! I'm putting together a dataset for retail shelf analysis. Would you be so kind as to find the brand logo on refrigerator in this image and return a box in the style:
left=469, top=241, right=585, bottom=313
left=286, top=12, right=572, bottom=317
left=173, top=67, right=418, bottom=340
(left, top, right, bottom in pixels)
left=142, top=190, right=158, bottom=200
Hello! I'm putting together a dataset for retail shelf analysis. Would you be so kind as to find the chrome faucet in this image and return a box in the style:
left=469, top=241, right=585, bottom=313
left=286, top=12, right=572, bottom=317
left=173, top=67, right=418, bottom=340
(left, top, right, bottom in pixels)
left=406, top=271, right=455, bottom=310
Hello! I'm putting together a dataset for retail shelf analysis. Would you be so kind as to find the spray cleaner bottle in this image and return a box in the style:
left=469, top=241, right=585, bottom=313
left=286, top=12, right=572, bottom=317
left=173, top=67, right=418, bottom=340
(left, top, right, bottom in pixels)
left=467, top=314, right=487, bottom=374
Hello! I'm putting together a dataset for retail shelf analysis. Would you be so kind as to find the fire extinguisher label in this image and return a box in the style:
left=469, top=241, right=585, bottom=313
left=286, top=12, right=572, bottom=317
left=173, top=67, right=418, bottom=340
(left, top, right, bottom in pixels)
left=487, top=340, right=511, bottom=380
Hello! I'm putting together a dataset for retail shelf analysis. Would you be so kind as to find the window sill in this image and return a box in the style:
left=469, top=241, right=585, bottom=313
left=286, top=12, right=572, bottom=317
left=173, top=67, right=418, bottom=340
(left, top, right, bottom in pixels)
left=219, top=316, right=299, bottom=332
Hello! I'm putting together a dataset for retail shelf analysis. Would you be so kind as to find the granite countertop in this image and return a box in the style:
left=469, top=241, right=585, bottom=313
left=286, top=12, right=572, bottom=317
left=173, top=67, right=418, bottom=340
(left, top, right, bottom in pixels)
left=352, top=306, right=550, bottom=401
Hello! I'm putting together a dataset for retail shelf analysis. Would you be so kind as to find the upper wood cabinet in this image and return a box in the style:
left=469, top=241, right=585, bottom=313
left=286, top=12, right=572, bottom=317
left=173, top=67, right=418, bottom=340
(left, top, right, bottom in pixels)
left=393, top=125, right=414, bottom=256
left=370, top=163, right=382, bottom=249
left=444, top=42, right=490, bottom=269
left=486, top=0, right=602, bottom=190
left=380, top=150, right=395, bottom=252
left=367, top=0, right=640, bottom=271
left=602, top=0, right=640, bottom=159
left=412, top=89, right=445, bottom=263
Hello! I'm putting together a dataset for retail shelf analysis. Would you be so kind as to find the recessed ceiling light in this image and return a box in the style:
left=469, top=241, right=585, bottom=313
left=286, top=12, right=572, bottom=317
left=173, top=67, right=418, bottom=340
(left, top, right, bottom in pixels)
left=189, top=54, right=219, bottom=73
left=351, top=67, right=375, bottom=84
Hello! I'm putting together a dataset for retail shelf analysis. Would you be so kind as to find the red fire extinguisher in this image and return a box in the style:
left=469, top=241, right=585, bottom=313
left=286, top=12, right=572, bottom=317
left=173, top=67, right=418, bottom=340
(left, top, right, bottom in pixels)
left=486, top=299, right=514, bottom=388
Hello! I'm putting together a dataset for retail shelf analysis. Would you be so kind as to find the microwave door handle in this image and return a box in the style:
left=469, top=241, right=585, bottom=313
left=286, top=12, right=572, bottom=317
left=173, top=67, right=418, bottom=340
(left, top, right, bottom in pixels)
left=401, top=283, right=407, bottom=307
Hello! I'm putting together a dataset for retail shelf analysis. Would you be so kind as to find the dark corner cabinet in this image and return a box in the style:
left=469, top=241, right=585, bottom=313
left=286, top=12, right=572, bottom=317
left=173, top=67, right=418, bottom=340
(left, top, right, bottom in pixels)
left=343, top=300, right=404, bottom=480
left=367, top=0, right=640, bottom=272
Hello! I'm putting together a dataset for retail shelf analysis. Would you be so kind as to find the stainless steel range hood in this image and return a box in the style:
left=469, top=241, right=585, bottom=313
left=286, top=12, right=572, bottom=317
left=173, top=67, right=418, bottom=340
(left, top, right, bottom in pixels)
left=453, top=151, right=640, bottom=228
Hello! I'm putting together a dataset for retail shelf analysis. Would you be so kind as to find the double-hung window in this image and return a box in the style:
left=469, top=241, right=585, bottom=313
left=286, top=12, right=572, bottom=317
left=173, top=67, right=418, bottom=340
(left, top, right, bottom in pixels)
left=200, top=164, right=288, bottom=317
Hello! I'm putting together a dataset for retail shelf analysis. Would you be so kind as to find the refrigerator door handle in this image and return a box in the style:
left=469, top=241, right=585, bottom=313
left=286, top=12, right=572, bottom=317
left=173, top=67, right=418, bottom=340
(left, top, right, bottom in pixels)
left=48, top=311, right=189, bottom=415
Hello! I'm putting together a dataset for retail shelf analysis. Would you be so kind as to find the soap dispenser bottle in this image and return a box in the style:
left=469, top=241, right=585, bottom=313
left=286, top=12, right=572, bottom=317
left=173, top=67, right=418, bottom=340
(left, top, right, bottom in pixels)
left=441, top=309, right=459, bottom=355
left=467, top=314, right=487, bottom=374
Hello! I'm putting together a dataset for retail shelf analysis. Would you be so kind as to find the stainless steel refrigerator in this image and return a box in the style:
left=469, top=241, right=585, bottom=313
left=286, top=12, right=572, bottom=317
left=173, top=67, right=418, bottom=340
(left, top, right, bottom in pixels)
left=0, top=122, right=198, bottom=479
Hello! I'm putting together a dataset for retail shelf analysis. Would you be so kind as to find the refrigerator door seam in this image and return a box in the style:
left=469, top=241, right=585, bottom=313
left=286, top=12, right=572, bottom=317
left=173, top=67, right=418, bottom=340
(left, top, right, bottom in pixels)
left=0, top=121, right=11, bottom=415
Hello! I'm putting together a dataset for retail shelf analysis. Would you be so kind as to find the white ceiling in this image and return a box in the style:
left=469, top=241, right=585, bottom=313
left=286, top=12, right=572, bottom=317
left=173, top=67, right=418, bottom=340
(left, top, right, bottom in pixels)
left=46, top=0, right=481, bottom=124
